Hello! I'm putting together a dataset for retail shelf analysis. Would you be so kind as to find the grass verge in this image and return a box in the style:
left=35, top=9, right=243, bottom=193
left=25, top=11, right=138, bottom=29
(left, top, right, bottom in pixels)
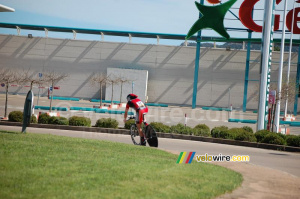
left=0, top=130, right=242, bottom=199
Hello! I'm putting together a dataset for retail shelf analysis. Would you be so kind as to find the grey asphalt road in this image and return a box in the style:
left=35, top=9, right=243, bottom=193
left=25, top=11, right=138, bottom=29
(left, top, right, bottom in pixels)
left=1, top=94, right=300, bottom=135
left=1, top=125, right=299, bottom=178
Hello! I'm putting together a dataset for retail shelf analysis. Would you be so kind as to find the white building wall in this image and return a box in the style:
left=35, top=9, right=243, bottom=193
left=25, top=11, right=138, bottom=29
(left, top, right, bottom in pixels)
left=0, top=34, right=299, bottom=111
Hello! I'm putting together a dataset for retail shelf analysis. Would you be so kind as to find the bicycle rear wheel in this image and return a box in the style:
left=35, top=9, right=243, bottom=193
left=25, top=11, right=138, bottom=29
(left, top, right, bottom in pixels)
left=145, top=125, right=158, bottom=147
left=130, top=124, right=140, bottom=145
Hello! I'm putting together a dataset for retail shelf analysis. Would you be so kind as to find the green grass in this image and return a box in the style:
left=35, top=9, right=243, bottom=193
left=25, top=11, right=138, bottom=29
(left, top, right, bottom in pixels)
left=0, top=130, right=242, bottom=199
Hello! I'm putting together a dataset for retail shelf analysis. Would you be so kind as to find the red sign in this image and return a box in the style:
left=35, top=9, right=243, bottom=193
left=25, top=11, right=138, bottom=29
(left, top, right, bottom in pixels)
left=269, top=90, right=276, bottom=105
left=239, top=0, right=300, bottom=34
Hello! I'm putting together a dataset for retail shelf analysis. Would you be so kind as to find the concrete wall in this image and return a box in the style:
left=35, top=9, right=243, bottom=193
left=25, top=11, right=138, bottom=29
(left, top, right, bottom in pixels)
left=106, top=68, right=148, bottom=102
left=0, top=34, right=299, bottom=111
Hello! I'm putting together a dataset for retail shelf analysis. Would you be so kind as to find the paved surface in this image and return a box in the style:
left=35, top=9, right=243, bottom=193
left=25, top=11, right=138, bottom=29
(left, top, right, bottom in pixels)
left=1, top=94, right=300, bottom=135
left=1, top=125, right=300, bottom=198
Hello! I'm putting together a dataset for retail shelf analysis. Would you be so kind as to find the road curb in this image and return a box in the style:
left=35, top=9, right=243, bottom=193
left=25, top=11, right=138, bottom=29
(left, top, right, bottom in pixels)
left=1, top=121, right=299, bottom=152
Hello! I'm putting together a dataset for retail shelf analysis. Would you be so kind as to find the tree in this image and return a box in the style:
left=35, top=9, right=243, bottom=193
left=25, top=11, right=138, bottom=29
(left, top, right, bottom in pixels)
left=118, top=76, right=130, bottom=103
left=0, top=68, right=26, bottom=118
left=90, top=73, right=108, bottom=107
left=107, top=75, right=120, bottom=105
left=23, top=70, right=46, bottom=90
left=43, top=71, right=68, bottom=112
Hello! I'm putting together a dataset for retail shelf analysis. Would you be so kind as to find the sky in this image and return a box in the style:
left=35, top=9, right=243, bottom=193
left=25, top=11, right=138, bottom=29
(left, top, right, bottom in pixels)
left=0, top=0, right=299, bottom=45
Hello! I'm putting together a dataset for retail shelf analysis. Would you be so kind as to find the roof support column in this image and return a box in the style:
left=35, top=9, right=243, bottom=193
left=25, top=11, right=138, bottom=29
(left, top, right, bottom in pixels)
left=157, top=35, right=160, bottom=45
left=129, top=34, right=132, bottom=43
left=16, top=26, right=20, bottom=35
left=101, top=32, right=104, bottom=41
left=44, top=28, right=48, bottom=38
left=72, top=30, right=76, bottom=39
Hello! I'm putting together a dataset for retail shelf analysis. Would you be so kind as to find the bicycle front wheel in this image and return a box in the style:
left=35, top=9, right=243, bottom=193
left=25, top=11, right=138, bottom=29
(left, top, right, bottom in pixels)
left=130, top=124, right=140, bottom=145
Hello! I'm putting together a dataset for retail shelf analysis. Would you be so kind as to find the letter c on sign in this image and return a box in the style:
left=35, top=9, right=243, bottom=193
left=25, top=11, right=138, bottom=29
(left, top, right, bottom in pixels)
left=239, top=0, right=262, bottom=32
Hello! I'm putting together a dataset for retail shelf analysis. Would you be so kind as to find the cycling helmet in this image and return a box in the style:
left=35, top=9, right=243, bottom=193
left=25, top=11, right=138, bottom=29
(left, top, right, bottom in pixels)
left=127, top=94, right=138, bottom=101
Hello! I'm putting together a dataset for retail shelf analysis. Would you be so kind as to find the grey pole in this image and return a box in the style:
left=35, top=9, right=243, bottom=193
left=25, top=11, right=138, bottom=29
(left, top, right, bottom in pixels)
left=257, top=0, right=275, bottom=130
left=274, top=0, right=288, bottom=133
left=284, top=0, right=296, bottom=117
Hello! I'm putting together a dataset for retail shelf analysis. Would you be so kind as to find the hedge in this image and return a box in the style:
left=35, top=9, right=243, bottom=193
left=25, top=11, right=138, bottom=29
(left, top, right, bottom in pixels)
left=95, top=118, right=118, bottom=129
left=170, top=124, right=193, bottom=135
left=286, top=135, right=300, bottom=147
left=261, top=133, right=286, bottom=145
left=38, top=113, right=51, bottom=124
left=211, top=126, right=229, bottom=139
left=150, top=122, right=170, bottom=133
left=229, top=128, right=256, bottom=142
left=242, top=126, right=254, bottom=133
left=48, top=116, right=69, bottom=125
left=254, top=130, right=271, bottom=142
left=8, top=111, right=23, bottom=122
left=69, top=116, right=91, bottom=127
left=124, top=119, right=135, bottom=129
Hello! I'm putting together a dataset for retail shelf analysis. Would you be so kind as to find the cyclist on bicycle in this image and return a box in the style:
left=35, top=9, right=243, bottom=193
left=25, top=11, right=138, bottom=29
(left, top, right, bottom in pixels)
left=124, top=93, right=148, bottom=146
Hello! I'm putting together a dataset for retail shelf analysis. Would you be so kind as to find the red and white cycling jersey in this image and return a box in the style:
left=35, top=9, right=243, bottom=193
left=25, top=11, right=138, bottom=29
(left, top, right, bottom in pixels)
left=126, top=98, right=147, bottom=111
left=126, top=98, right=148, bottom=124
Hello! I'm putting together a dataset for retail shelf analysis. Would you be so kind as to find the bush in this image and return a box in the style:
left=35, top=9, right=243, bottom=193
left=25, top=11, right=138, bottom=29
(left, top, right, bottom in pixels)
left=242, top=126, right=253, bottom=133
left=194, top=124, right=210, bottom=134
left=170, top=124, right=193, bottom=135
left=30, top=115, right=37, bottom=124
left=193, top=128, right=211, bottom=137
left=261, top=133, right=286, bottom=145
left=69, top=116, right=91, bottom=127
left=229, top=128, right=256, bottom=142
left=150, top=122, right=170, bottom=133
left=286, top=135, right=300, bottom=147
left=48, top=116, right=69, bottom=125
left=255, top=130, right=271, bottom=142
left=8, top=111, right=23, bottom=122
left=124, top=119, right=135, bottom=129
left=211, top=126, right=229, bottom=138
left=95, top=118, right=118, bottom=129
left=276, top=132, right=287, bottom=141
left=38, top=113, right=51, bottom=124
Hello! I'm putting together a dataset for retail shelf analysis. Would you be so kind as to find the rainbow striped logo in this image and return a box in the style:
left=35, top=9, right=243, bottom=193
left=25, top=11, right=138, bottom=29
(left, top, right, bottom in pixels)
left=176, top=152, right=196, bottom=164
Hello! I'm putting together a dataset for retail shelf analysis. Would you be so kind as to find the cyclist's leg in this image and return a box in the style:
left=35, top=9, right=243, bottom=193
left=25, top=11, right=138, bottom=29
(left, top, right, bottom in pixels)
left=136, top=111, right=144, bottom=137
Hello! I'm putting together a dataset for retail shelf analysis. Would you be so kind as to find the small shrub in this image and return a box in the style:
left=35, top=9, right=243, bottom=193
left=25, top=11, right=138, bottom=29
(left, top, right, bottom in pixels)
left=211, top=126, right=229, bottom=138
left=194, top=124, right=210, bottom=134
left=69, top=116, right=91, bottom=127
left=30, top=115, right=37, bottom=124
left=48, top=116, right=69, bottom=125
left=193, top=128, right=211, bottom=137
left=150, top=122, right=170, bottom=133
left=38, top=113, right=51, bottom=124
left=255, top=130, right=271, bottom=142
left=95, top=118, right=118, bottom=129
left=242, top=126, right=253, bottom=133
left=276, top=132, right=287, bottom=141
left=8, top=111, right=23, bottom=122
left=170, top=124, right=193, bottom=135
left=286, top=135, right=300, bottom=147
left=229, top=128, right=256, bottom=142
left=261, top=133, right=285, bottom=145
left=124, top=119, right=135, bottom=129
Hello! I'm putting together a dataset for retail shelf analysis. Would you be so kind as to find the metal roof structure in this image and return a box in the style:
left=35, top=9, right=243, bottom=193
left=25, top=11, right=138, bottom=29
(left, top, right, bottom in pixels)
left=0, top=22, right=299, bottom=44
left=0, top=4, right=15, bottom=12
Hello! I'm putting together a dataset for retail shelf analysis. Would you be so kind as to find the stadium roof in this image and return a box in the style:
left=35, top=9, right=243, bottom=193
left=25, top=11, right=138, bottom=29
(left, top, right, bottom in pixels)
left=0, top=22, right=299, bottom=44
left=0, top=4, right=15, bottom=12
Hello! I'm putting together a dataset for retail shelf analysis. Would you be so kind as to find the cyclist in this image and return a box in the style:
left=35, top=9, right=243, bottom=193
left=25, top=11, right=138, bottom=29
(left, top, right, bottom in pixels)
left=124, top=94, right=148, bottom=146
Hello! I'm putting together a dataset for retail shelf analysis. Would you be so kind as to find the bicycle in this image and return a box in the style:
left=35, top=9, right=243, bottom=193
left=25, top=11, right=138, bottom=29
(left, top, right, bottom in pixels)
left=128, top=116, right=158, bottom=147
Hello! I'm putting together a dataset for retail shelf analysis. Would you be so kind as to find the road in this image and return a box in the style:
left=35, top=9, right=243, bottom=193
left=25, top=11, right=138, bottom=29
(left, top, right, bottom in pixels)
left=1, top=94, right=300, bottom=135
